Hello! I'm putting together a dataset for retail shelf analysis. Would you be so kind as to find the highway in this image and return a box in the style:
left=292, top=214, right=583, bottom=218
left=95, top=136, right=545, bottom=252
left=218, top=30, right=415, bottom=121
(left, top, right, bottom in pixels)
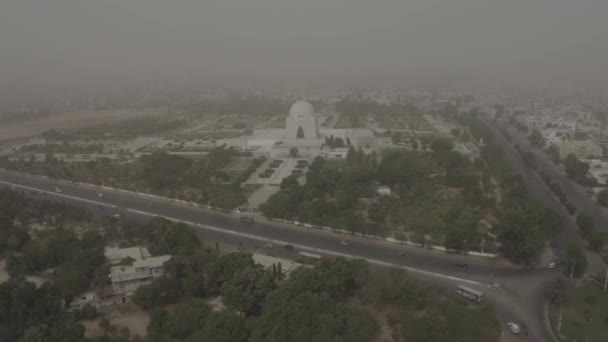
left=0, top=168, right=558, bottom=341
left=490, top=119, right=607, bottom=273
left=506, top=123, right=608, bottom=232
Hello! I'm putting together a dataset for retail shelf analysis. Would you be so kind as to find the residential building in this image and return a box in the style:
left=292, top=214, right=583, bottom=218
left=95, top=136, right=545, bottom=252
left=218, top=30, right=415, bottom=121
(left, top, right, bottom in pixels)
left=105, top=246, right=170, bottom=296
left=109, top=255, right=171, bottom=296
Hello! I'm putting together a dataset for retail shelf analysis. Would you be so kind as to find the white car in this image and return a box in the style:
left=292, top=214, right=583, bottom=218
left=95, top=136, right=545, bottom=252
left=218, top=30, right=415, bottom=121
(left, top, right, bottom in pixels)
left=98, top=193, right=104, bottom=198
left=548, top=262, right=556, bottom=269
left=507, top=322, right=520, bottom=334
left=339, top=240, right=349, bottom=246
left=113, top=214, right=121, bottom=219
left=264, top=243, right=273, bottom=248
left=55, top=187, right=62, bottom=193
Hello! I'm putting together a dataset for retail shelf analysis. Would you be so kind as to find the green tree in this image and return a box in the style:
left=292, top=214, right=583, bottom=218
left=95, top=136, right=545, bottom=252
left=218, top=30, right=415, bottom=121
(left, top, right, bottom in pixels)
left=528, top=128, right=544, bottom=147
left=186, top=311, right=248, bottom=342
left=576, top=212, right=594, bottom=236
left=132, top=277, right=180, bottom=309
left=220, top=265, right=274, bottom=315
left=562, top=244, right=587, bottom=278
left=546, top=144, right=560, bottom=163
left=280, top=175, right=299, bottom=190
left=430, top=137, right=454, bottom=153
left=563, top=154, right=589, bottom=179
left=545, top=276, right=569, bottom=304
left=587, top=231, right=607, bottom=251
left=597, top=189, right=608, bottom=206
left=163, top=298, right=211, bottom=339
left=146, top=308, right=168, bottom=340
left=250, top=292, right=378, bottom=342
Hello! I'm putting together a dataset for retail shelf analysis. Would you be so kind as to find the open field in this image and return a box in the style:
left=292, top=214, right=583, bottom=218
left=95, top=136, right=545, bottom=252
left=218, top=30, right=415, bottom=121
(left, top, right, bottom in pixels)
left=550, top=279, right=608, bottom=341
left=0, top=107, right=165, bottom=141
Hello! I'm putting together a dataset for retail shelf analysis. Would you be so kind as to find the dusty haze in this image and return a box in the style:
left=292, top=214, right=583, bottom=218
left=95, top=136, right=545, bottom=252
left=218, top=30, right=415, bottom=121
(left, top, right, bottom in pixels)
left=1, top=0, right=608, bottom=93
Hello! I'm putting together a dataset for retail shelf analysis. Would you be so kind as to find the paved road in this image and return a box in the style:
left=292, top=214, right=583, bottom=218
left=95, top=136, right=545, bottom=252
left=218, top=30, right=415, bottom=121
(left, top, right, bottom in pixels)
left=506, top=123, right=608, bottom=232
left=0, top=169, right=557, bottom=341
left=488, top=119, right=606, bottom=273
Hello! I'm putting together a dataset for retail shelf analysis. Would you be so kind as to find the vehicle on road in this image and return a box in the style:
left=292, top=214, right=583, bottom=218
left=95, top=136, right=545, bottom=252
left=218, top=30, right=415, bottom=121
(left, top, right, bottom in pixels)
left=396, top=251, right=406, bottom=256
left=456, top=285, right=484, bottom=303
left=456, top=262, right=468, bottom=268
left=284, top=244, right=294, bottom=250
left=547, top=262, right=556, bottom=269
left=55, top=187, right=62, bottom=193
left=98, top=193, right=104, bottom=198
left=264, top=243, right=273, bottom=248
left=240, top=214, right=254, bottom=223
left=339, top=240, right=349, bottom=246
left=113, top=214, right=121, bottom=219
left=507, top=322, right=520, bottom=334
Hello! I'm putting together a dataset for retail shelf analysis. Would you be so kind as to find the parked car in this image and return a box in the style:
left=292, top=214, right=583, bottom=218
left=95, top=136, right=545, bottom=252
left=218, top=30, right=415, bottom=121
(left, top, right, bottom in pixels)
left=264, top=243, right=273, bottom=249
left=548, top=262, right=556, bottom=269
left=507, top=322, right=520, bottom=334
left=339, top=240, right=349, bottom=246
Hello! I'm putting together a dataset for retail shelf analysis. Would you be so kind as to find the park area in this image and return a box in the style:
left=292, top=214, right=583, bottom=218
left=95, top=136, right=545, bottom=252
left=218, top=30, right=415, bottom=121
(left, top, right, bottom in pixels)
left=221, top=158, right=256, bottom=182
left=550, top=279, right=608, bottom=341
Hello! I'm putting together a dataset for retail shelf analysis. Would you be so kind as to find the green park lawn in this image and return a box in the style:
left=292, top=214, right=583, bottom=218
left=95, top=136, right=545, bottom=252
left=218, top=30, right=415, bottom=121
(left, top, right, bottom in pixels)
left=550, top=280, right=608, bottom=342
left=221, top=158, right=255, bottom=182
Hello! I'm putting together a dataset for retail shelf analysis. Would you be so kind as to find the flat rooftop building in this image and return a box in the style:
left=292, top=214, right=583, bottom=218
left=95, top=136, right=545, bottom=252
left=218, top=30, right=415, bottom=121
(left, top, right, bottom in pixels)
left=105, top=246, right=170, bottom=297
left=104, top=246, right=151, bottom=265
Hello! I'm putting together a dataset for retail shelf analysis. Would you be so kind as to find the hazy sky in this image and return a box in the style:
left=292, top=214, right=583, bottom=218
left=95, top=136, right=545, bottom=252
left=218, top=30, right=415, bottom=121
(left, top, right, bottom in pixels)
left=1, top=0, right=608, bottom=92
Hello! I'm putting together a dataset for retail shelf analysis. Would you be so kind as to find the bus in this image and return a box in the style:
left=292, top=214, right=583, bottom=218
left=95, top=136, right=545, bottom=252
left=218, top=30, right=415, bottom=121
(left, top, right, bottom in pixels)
left=298, top=251, right=322, bottom=264
left=456, top=285, right=484, bottom=303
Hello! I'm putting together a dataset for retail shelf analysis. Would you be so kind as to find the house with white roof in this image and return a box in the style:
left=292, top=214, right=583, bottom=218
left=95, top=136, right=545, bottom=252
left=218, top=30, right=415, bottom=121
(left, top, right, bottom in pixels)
left=105, top=246, right=171, bottom=296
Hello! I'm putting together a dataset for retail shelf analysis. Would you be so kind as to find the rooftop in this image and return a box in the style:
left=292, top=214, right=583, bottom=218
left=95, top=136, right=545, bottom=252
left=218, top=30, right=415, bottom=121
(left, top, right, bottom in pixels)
left=104, top=246, right=151, bottom=264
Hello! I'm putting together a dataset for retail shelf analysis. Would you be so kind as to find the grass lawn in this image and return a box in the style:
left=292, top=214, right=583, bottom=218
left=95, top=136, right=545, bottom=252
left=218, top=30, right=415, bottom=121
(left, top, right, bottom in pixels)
left=222, top=158, right=254, bottom=182
left=549, top=279, right=608, bottom=342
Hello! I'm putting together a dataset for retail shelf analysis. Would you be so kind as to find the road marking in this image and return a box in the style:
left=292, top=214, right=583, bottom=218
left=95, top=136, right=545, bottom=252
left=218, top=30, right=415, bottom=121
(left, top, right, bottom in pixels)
left=1, top=179, right=490, bottom=289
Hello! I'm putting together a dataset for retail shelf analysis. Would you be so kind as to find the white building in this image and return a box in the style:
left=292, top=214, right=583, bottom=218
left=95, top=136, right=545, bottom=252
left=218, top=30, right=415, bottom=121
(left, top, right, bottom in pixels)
left=284, top=101, right=320, bottom=140
left=245, top=100, right=378, bottom=158
left=376, top=186, right=392, bottom=196
left=105, top=246, right=171, bottom=296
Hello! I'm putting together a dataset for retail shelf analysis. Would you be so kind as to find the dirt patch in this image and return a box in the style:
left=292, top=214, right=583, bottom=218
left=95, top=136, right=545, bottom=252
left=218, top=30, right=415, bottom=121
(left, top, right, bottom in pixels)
left=0, top=259, right=9, bottom=284
left=0, top=108, right=163, bottom=141
left=84, top=303, right=150, bottom=338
